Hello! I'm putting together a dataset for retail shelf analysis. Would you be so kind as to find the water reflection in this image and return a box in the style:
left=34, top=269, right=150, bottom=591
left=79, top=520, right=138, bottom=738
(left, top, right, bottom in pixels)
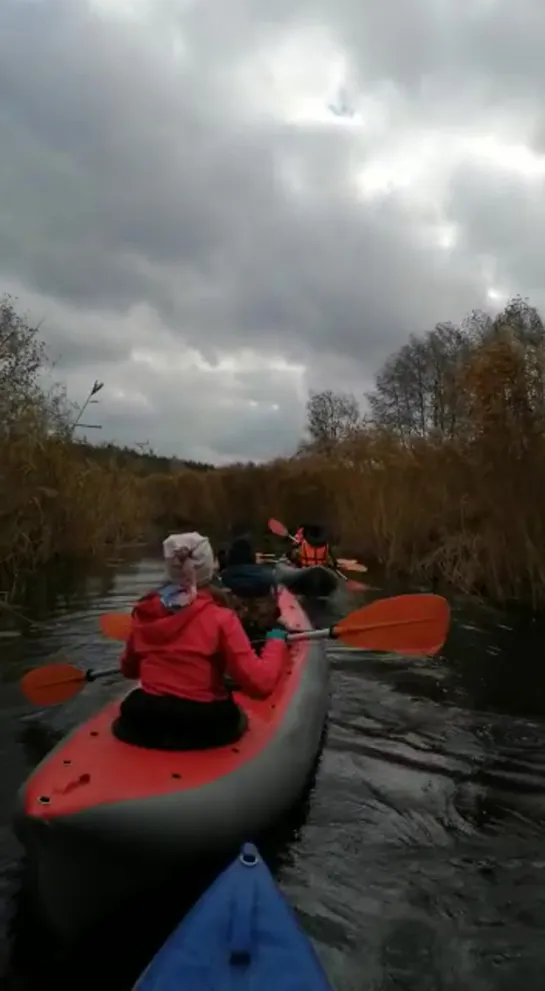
left=1, top=557, right=545, bottom=988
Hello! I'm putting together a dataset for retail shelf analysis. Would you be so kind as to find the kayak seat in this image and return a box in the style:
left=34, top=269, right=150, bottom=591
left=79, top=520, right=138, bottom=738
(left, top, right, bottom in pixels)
left=111, top=692, right=248, bottom=752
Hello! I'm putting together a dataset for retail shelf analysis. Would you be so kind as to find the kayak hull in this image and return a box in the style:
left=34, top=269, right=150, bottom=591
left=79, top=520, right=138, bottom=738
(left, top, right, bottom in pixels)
left=133, top=842, right=333, bottom=990
left=275, top=562, right=338, bottom=597
left=14, top=590, right=329, bottom=940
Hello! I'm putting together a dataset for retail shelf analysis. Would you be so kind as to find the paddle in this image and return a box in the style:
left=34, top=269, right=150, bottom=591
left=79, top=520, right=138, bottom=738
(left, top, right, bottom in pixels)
left=99, top=594, right=449, bottom=652
left=21, top=595, right=450, bottom=708
left=20, top=663, right=120, bottom=707
left=292, top=593, right=449, bottom=655
left=268, top=518, right=296, bottom=541
left=331, top=570, right=367, bottom=593
left=267, top=518, right=368, bottom=588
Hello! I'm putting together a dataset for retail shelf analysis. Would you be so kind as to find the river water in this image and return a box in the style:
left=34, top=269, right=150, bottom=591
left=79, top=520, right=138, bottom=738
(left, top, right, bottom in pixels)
left=1, top=554, right=545, bottom=989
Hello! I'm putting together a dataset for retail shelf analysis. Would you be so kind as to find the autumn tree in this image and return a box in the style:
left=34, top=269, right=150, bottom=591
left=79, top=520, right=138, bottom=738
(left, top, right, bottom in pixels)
left=0, top=296, right=46, bottom=429
left=367, top=322, right=475, bottom=441
left=300, top=389, right=361, bottom=455
left=487, top=297, right=545, bottom=433
left=460, top=298, right=545, bottom=453
left=366, top=296, right=545, bottom=452
left=0, top=295, right=76, bottom=438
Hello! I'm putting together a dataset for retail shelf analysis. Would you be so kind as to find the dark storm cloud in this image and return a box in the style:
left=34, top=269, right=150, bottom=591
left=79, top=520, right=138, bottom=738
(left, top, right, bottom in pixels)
left=0, top=0, right=544, bottom=458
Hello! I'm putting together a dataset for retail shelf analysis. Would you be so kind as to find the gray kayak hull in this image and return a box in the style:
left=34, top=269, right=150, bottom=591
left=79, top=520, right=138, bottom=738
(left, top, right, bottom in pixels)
left=274, top=562, right=339, bottom=597
left=14, top=590, right=329, bottom=940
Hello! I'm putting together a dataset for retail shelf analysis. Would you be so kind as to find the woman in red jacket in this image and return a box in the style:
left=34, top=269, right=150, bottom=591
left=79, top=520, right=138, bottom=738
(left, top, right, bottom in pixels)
left=113, top=531, right=288, bottom=751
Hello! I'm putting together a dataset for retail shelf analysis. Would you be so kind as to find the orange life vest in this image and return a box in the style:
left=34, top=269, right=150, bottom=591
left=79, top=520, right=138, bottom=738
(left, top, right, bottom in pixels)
left=298, top=539, right=329, bottom=568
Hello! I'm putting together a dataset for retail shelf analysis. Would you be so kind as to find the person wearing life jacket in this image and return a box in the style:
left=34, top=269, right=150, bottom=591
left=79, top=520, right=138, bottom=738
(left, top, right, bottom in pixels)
left=220, top=536, right=281, bottom=640
left=294, top=524, right=337, bottom=570
left=113, top=532, right=288, bottom=751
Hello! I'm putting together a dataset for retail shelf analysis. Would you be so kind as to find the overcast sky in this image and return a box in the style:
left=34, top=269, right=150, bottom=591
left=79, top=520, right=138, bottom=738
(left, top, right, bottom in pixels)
left=1, top=0, right=544, bottom=463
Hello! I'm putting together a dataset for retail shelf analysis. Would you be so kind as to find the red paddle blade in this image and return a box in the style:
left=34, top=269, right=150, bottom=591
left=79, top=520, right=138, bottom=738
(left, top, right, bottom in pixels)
left=345, top=579, right=369, bottom=592
left=100, top=613, right=132, bottom=641
left=21, top=663, right=88, bottom=706
left=335, top=594, right=450, bottom=655
left=268, top=518, right=289, bottom=538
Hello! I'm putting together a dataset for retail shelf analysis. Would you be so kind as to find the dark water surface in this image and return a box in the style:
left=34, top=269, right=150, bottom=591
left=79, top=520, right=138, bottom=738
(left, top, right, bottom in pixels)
left=2, top=555, right=545, bottom=989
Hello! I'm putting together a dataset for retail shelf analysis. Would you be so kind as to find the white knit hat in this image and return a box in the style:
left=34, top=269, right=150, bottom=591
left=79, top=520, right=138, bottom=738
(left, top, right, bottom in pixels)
left=163, top=532, right=215, bottom=589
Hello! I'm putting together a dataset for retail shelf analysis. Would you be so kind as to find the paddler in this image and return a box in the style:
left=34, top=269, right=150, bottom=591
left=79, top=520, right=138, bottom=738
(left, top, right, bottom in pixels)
left=292, top=524, right=338, bottom=570
left=113, top=532, right=288, bottom=751
left=220, top=535, right=282, bottom=641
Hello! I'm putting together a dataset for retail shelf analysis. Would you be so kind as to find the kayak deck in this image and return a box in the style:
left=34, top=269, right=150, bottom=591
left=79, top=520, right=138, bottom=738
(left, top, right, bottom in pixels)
left=22, top=589, right=310, bottom=819
left=134, top=843, right=333, bottom=990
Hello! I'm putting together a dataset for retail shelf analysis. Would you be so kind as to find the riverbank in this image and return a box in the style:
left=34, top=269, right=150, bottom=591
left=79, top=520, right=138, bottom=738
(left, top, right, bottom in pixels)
left=0, top=430, right=151, bottom=599
left=3, top=294, right=545, bottom=608
left=2, top=425, right=544, bottom=609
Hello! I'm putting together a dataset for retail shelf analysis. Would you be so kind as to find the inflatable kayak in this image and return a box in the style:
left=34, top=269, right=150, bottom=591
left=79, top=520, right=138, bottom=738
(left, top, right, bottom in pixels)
left=274, top=561, right=338, bottom=597
left=134, top=842, right=333, bottom=990
left=14, top=589, right=329, bottom=940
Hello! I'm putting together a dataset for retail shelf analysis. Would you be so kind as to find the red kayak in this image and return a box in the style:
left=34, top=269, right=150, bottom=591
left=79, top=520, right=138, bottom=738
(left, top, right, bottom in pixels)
left=15, top=588, right=329, bottom=939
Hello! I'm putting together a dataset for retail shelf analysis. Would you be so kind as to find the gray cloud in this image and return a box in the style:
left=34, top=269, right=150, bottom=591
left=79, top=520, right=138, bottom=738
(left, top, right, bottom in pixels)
left=0, top=0, right=544, bottom=460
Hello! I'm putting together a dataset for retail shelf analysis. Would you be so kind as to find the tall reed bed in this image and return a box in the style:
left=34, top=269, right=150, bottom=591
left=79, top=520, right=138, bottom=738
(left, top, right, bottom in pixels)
left=149, top=436, right=545, bottom=606
left=7, top=424, right=545, bottom=606
left=145, top=320, right=545, bottom=606
left=4, top=293, right=545, bottom=607
left=0, top=416, right=151, bottom=597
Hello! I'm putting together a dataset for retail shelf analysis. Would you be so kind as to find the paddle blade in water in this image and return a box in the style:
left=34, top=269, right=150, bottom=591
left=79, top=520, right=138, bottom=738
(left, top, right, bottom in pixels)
left=99, top=613, right=132, bottom=641
left=334, top=593, right=450, bottom=655
left=268, top=518, right=289, bottom=538
left=344, top=579, right=369, bottom=592
left=21, top=663, right=88, bottom=706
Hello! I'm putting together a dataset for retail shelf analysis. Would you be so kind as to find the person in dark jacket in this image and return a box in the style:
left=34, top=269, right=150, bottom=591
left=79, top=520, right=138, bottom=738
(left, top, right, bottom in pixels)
left=220, top=536, right=281, bottom=641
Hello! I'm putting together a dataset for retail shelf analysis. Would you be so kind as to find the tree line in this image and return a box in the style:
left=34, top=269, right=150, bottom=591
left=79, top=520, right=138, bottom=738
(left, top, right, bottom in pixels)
left=301, top=296, right=545, bottom=457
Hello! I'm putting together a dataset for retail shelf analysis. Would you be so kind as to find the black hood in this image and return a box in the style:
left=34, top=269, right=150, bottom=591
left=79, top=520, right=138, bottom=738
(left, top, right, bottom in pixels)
left=226, top=537, right=257, bottom=567
left=302, top=524, right=327, bottom=547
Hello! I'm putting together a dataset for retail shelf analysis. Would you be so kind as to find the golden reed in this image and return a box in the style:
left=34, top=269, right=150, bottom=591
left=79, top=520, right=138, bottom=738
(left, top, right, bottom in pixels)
left=2, top=295, right=545, bottom=606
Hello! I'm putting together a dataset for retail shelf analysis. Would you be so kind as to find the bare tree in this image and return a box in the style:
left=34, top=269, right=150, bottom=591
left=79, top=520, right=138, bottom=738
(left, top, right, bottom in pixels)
left=300, top=389, right=361, bottom=455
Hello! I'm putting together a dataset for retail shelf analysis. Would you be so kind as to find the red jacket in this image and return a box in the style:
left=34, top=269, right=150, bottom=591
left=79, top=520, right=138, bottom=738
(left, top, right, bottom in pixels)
left=120, top=589, right=287, bottom=703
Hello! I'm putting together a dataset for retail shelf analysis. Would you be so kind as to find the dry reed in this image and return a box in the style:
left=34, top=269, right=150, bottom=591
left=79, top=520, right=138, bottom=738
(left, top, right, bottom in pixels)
left=3, top=294, right=545, bottom=607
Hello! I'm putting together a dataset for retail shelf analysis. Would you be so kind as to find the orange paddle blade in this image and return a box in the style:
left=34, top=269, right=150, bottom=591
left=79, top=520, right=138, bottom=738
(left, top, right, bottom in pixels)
left=268, top=518, right=289, bottom=538
left=21, top=663, right=88, bottom=706
left=334, top=593, right=450, bottom=655
left=100, top=613, right=132, bottom=640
